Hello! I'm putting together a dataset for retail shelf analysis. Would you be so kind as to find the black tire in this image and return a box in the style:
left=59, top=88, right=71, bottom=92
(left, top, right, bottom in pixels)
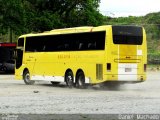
left=23, top=70, right=35, bottom=85
left=76, top=71, right=85, bottom=89
left=65, top=71, right=74, bottom=88
left=51, top=81, right=60, bottom=86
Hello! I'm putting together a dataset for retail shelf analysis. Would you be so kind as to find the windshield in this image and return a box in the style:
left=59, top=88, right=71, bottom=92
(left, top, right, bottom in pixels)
left=112, top=26, right=143, bottom=45
left=18, top=38, right=24, bottom=47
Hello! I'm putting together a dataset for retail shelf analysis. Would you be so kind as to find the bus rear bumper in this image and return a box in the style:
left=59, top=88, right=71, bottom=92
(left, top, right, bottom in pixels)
left=103, top=74, right=146, bottom=82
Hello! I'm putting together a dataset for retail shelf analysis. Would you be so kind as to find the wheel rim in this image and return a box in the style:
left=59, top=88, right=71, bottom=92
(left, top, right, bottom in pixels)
left=78, top=76, right=83, bottom=86
left=77, top=72, right=85, bottom=88
left=25, top=73, right=30, bottom=82
left=65, top=71, right=74, bottom=87
left=67, top=75, right=73, bottom=86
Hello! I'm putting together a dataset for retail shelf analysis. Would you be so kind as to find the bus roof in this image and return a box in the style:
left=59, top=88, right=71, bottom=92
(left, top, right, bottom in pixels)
left=0, top=43, right=16, bottom=47
left=19, top=25, right=111, bottom=38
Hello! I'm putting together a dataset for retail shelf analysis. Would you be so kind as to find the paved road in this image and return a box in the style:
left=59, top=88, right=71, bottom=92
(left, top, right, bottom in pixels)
left=0, top=71, right=160, bottom=119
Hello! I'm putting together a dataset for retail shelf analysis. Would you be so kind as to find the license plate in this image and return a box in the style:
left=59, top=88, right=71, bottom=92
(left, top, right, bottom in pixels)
left=125, top=68, right=131, bottom=72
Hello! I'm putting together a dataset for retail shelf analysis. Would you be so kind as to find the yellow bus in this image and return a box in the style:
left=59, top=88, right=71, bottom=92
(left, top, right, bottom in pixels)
left=15, top=25, right=147, bottom=88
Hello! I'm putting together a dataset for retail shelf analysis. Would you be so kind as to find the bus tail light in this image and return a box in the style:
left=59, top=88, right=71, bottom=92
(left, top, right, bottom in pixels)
left=107, top=63, right=111, bottom=72
left=144, top=64, right=147, bottom=72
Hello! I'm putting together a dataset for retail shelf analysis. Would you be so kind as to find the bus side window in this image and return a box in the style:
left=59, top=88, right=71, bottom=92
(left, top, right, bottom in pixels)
left=79, top=43, right=84, bottom=50
left=42, top=45, right=46, bottom=51
left=88, top=42, right=96, bottom=50
left=64, top=44, right=69, bottom=50
left=34, top=49, right=37, bottom=52
left=57, top=44, right=66, bottom=51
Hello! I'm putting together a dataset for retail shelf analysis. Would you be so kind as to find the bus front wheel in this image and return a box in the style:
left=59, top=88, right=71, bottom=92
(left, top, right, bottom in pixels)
left=76, top=71, right=85, bottom=89
left=65, top=71, right=74, bottom=88
left=23, top=70, right=35, bottom=85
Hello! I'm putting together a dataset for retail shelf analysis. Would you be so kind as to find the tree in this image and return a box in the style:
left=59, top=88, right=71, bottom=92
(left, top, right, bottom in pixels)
left=60, top=0, right=103, bottom=27
left=1, top=0, right=104, bottom=42
left=1, top=0, right=24, bottom=42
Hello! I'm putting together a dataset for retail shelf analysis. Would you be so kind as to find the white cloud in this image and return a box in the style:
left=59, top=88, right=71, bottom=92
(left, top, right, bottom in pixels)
left=99, top=0, right=160, bottom=17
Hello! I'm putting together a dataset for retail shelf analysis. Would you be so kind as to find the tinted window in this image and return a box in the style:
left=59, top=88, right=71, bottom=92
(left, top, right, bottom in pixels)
left=112, top=26, right=143, bottom=45
left=25, top=31, right=106, bottom=52
left=18, top=38, right=24, bottom=47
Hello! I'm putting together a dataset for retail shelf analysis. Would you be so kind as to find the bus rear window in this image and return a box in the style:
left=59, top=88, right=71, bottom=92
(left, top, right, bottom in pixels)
left=112, top=26, right=143, bottom=45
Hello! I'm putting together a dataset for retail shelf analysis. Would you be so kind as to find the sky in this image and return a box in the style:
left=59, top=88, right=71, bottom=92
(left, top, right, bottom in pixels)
left=99, top=0, right=160, bottom=17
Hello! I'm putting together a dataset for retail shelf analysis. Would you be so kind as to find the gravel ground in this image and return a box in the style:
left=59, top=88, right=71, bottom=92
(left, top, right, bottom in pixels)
left=0, top=71, right=160, bottom=119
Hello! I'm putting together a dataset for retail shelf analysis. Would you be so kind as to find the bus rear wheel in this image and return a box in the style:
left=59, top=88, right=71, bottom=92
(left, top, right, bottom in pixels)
left=65, top=71, right=74, bottom=88
left=23, top=70, right=35, bottom=85
left=76, top=71, right=85, bottom=89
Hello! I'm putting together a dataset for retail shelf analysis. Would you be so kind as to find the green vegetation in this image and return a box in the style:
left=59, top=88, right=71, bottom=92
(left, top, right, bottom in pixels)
left=0, top=0, right=103, bottom=42
left=0, top=1, right=160, bottom=63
